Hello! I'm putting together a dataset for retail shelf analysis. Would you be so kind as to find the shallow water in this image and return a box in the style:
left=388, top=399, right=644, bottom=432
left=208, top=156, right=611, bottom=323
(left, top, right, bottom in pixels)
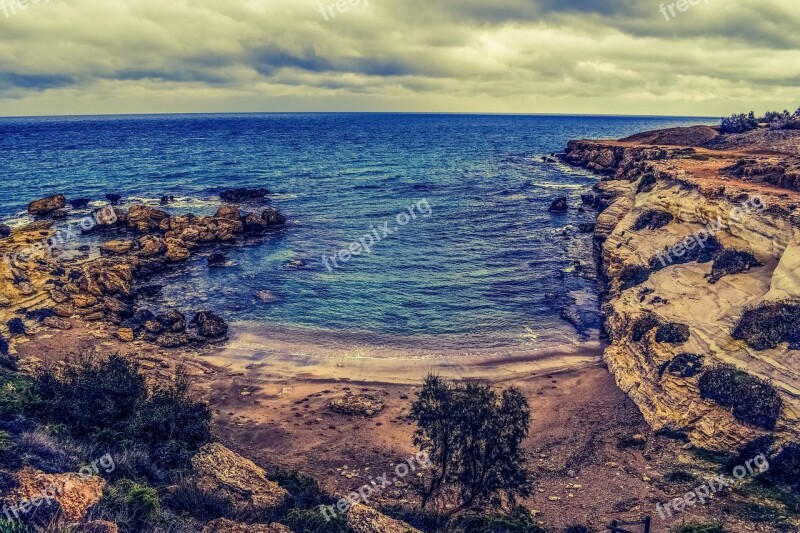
left=0, top=113, right=712, bottom=351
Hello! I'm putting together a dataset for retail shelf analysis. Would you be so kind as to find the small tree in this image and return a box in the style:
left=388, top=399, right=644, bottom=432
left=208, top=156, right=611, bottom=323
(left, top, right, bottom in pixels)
left=411, top=375, right=532, bottom=514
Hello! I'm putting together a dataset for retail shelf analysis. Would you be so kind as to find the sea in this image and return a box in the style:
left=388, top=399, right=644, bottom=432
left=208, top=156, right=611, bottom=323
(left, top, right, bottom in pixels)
left=0, top=113, right=714, bottom=354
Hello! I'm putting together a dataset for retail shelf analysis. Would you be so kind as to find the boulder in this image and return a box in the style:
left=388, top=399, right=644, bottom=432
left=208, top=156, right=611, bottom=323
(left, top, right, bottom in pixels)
left=137, top=235, right=168, bottom=257
left=203, top=518, right=292, bottom=533
left=220, top=188, right=268, bottom=203
left=261, top=207, right=286, bottom=227
left=157, top=310, right=186, bottom=332
left=117, top=328, right=135, bottom=342
left=160, top=195, right=175, bottom=205
left=191, top=443, right=288, bottom=510
left=242, top=212, right=269, bottom=234
left=28, top=194, right=66, bottom=216
left=0, top=224, right=11, bottom=237
left=43, top=317, right=72, bottom=330
left=53, top=304, right=75, bottom=318
left=69, top=198, right=92, bottom=209
left=214, top=204, right=241, bottom=220
left=100, top=241, right=134, bottom=255
left=190, top=311, right=228, bottom=338
left=5, top=467, right=105, bottom=523
left=330, top=394, right=384, bottom=417
left=128, top=205, right=169, bottom=232
left=72, top=294, right=99, bottom=308
left=105, top=194, right=122, bottom=204
left=548, top=197, right=569, bottom=213
left=51, top=209, right=69, bottom=219
left=155, top=332, right=189, bottom=348
left=103, top=296, right=134, bottom=318
left=165, top=239, right=190, bottom=262
left=347, top=504, right=423, bottom=533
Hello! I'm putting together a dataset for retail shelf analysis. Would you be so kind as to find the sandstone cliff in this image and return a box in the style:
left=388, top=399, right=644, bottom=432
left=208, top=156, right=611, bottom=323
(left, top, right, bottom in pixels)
left=562, top=128, right=800, bottom=452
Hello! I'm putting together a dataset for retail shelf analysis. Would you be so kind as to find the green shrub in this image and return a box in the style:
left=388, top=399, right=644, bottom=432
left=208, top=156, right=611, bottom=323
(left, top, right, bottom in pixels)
left=655, top=323, right=690, bottom=344
left=732, top=300, right=800, bottom=350
left=673, top=522, right=727, bottom=533
left=0, top=373, right=32, bottom=421
left=769, top=443, right=800, bottom=488
left=699, top=366, right=782, bottom=430
left=636, top=172, right=657, bottom=193
left=631, top=314, right=663, bottom=342
left=98, top=479, right=161, bottom=532
left=620, top=265, right=651, bottom=290
left=282, top=508, right=349, bottom=533
left=632, top=210, right=673, bottom=231
left=720, top=112, right=758, bottom=134
left=0, top=520, right=33, bottom=533
left=665, top=354, right=704, bottom=378
left=455, top=506, right=547, bottom=533
left=708, top=249, right=762, bottom=284
left=649, top=236, right=722, bottom=272
left=727, top=435, right=774, bottom=472
left=163, top=478, right=232, bottom=521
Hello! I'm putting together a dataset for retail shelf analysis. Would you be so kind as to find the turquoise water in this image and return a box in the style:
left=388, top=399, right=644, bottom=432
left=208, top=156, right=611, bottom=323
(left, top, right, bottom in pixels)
left=0, top=114, right=712, bottom=349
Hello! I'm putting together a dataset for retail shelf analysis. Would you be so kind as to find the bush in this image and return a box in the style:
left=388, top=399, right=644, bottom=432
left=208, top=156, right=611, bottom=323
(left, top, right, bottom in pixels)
left=636, top=172, right=657, bottom=193
left=0, top=373, right=31, bottom=421
left=769, top=443, right=800, bottom=488
left=282, top=508, right=349, bottom=533
left=699, top=366, right=782, bottom=430
left=673, top=523, right=727, bottom=533
left=708, top=249, right=762, bottom=284
left=455, top=507, right=546, bottom=533
left=0, top=520, right=33, bottom=533
left=97, top=479, right=161, bottom=532
left=163, top=478, right=232, bottom=521
left=649, top=236, right=722, bottom=272
left=620, top=265, right=651, bottom=290
left=632, top=210, right=673, bottom=231
left=732, top=300, right=800, bottom=350
left=727, top=435, right=775, bottom=472
left=720, top=112, right=758, bottom=134
left=564, top=526, right=592, bottom=533
left=411, top=375, right=532, bottom=512
left=665, top=354, right=704, bottom=378
left=6, top=319, right=25, bottom=336
left=655, top=323, right=690, bottom=344
left=631, top=314, right=663, bottom=342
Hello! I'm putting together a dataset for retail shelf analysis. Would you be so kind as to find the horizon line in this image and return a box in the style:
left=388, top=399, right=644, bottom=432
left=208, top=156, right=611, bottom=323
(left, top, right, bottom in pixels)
left=0, top=111, right=722, bottom=120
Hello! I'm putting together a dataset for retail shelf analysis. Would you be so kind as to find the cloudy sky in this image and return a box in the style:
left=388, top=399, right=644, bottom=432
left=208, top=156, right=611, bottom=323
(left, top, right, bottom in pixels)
left=0, top=0, right=798, bottom=117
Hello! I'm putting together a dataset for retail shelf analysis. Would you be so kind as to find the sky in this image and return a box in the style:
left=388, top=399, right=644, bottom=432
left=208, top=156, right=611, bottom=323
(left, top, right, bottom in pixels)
left=0, top=0, right=798, bottom=117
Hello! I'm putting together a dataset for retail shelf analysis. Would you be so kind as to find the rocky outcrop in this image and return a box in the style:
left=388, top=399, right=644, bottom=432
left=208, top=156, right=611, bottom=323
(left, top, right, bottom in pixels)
left=330, top=394, right=385, bottom=417
left=28, top=194, right=66, bottom=215
left=563, top=130, right=800, bottom=451
left=347, top=503, right=423, bottom=533
left=191, top=443, right=288, bottom=511
left=4, top=467, right=106, bottom=523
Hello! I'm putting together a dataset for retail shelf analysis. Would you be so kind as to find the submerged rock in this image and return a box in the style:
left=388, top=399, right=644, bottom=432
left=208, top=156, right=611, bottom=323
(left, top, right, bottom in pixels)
left=28, top=194, right=66, bottom=216
left=105, top=194, right=122, bottom=204
left=548, top=197, right=569, bottom=213
left=261, top=207, right=286, bottom=226
left=208, top=253, right=226, bottom=267
left=190, top=311, right=228, bottom=338
left=69, top=198, right=92, bottom=209
left=0, top=224, right=11, bottom=238
left=220, top=188, right=268, bottom=203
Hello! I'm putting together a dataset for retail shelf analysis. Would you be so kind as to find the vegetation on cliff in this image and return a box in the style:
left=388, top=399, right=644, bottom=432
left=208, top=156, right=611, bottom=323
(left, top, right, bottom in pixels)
left=732, top=300, right=800, bottom=350
left=698, top=366, right=782, bottom=430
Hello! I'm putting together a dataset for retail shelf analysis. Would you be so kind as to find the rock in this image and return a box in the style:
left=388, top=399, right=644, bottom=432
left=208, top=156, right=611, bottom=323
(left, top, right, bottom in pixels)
left=69, top=198, right=92, bottom=209
left=28, top=194, right=66, bottom=216
left=0, top=224, right=11, bottom=237
left=220, top=188, right=268, bottom=203
left=103, top=296, right=134, bottom=318
left=137, top=235, right=168, bottom=257
left=144, top=320, right=166, bottom=334
left=51, top=209, right=69, bottom=219
left=242, top=212, right=269, bottom=234
left=105, top=194, right=122, bottom=204
left=43, top=317, right=72, bottom=330
left=72, top=294, right=99, bottom=308
left=155, top=332, right=189, bottom=348
left=160, top=195, right=175, bottom=205
left=165, top=239, right=190, bottom=262
left=53, top=304, right=75, bottom=318
left=100, top=240, right=134, bottom=255
left=548, top=197, right=569, bottom=213
left=157, top=310, right=186, bottom=332
left=255, top=291, right=277, bottom=302
left=215, top=204, right=241, bottom=220
left=203, top=518, right=292, bottom=533
left=330, top=394, right=384, bottom=417
left=346, top=503, right=423, bottom=533
left=578, top=223, right=596, bottom=233
left=261, top=207, right=286, bottom=226
left=190, top=311, right=228, bottom=338
left=191, top=443, right=288, bottom=511
left=117, top=328, right=135, bottom=342
left=128, top=205, right=169, bottom=232
left=5, top=467, right=105, bottom=522
left=208, top=253, right=226, bottom=267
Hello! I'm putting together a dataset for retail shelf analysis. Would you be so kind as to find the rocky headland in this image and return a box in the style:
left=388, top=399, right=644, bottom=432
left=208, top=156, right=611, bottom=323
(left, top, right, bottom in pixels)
left=560, top=125, right=800, bottom=457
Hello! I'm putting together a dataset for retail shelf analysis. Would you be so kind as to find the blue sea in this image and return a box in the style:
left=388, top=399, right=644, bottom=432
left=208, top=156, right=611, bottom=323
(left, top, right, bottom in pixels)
left=0, top=114, right=712, bottom=353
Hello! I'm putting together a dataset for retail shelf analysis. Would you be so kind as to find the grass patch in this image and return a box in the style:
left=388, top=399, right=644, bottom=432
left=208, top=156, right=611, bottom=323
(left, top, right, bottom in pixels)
left=672, top=522, right=727, bottom=533
left=631, top=209, right=673, bottom=231
left=631, top=313, right=663, bottom=342
left=708, top=249, right=762, bottom=284
left=699, top=365, right=782, bottom=430
left=732, top=300, right=800, bottom=350
left=664, top=354, right=704, bottom=378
